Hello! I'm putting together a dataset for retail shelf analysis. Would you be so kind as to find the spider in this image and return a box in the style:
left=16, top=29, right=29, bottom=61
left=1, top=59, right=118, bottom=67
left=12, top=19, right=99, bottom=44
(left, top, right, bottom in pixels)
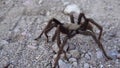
left=34, top=13, right=112, bottom=68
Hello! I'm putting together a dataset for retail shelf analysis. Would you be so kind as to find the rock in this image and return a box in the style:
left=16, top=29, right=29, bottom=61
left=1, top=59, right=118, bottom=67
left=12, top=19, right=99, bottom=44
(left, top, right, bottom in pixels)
left=27, top=40, right=37, bottom=49
left=64, top=4, right=80, bottom=15
left=58, top=59, right=72, bottom=68
left=69, top=58, right=78, bottom=67
left=72, top=62, right=78, bottom=67
left=107, top=50, right=118, bottom=59
left=85, top=53, right=91, bottom=60
left=100, top=64, right=104, bottom=68
left=0, top=40, right=9, bottom=45
left=69, top=50, right=80, bottom=58
left=69, top=58, right=77, bottom=62
left=52, top=43, right=59, bottom=53
left=38, top=0, right=43, bottom=4
left=61, top=0, right=70, bottom=6
left=84, top=63, right=90, bottom=68
left=96, top=51, right=103, bottom=59
left=27, top=45, right=37, bottom=50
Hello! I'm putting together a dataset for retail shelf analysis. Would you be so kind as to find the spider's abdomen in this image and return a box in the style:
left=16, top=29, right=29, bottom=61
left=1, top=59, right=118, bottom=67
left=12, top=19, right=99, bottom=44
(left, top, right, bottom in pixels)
left=63, top=23, right=80, bottom=30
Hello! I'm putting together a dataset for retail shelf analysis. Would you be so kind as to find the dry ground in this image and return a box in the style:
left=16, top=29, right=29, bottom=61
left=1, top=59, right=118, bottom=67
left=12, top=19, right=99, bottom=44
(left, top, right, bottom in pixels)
left=0, top=0, right=120, bottom=68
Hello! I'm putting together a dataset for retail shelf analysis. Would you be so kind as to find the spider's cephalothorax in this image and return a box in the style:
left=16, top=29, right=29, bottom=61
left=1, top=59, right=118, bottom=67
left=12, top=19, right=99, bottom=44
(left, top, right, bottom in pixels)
left=35, top=13, right=112, bottom=68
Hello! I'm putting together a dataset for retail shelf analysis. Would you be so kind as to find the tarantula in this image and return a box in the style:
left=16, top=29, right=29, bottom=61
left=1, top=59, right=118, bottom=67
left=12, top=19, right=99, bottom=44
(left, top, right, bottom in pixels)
left=35, top=13, right=112, bottom=68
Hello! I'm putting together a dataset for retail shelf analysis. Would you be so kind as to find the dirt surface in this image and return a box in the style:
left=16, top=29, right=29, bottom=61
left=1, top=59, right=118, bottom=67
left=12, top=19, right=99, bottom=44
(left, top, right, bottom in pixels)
left=0, top=0, right=120, bottom=68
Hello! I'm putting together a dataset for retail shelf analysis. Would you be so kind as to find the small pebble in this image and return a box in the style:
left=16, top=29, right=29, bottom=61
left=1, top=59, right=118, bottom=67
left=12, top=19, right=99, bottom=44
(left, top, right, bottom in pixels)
left=108, top=50, right=118, bottom=59
left=69, top=58, right=77, bottom=62
left=0, top=40, right=9, bottom=45
left=84, top=63, right=90, bottom=68
left=85, top=53, right=91, bottom=60
left=69, top=50, right=80, bottom=58
left=58, top=59, right=72, bottom=68
left=96, top=51, right=103, bottom=59
left=27, top=45, right=37, bottom=50
left=72, top=62, right=78, bottom=67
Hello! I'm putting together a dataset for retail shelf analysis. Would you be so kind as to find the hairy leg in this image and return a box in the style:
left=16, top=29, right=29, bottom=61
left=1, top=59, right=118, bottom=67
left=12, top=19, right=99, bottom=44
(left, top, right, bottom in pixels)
left=56, top=25, right=61, bottom=47
left=53, top=36, right=68, bottom=68
left=77, top=13, right=87, bottom=24
left=88, top=18, right=103, bottom=40
left=35, top=18, right=62, bottom=42
left=34, top=19, right=53, bottom=41
left=77, top=30, right=112, bottom=60
left=70, top=14, right=75, bottom=23
left=80, top=19, right=89, bottom=31
left=52, top=28, right=58, bottom=42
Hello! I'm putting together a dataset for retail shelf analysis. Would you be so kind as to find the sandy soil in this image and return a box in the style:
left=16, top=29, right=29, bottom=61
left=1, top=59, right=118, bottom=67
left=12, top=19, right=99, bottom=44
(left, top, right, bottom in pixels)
left=0, top=0, right=120, bottom=68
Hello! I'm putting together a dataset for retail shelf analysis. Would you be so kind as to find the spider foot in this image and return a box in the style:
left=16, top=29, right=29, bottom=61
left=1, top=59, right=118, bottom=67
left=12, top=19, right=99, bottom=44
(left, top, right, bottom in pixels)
left=34, top=38, right=39, bottom=41
left=105, top=56, right=113, bottom=61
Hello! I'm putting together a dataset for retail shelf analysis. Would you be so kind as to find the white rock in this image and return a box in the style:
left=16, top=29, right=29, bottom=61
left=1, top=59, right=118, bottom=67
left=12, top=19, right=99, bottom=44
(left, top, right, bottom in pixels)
left=58, top=59, right=72, bottom=68
left=69, top=58, right=77, bottom=62
left=35, top=55, right=41, bottom=60
left=0, top=40, right=9, bottom=45
left=29, top=40, right=37, bottom=46
left=85, top=53, right=91, bottom=60
left=63, top=2, right=70, bottom=6
left=39, top=0, right=43, bottom=4
left=84, top=63, right=90, bottom=68
left=72, top=62, right=78, bottom=67
left=70, top=50, right=80, bottom=58
left=52, top=43, right=59, bottom=53
left=64, top=4, right=80, bottom=15
left=27, top=45, right=37, bottom=50
left=100, top=64, right=104, bottom=68
left=96, top=51, right=103, bottom=59
left=108, top=50, right=118, bottom=59
left=61, top=0, right=70, bottom=6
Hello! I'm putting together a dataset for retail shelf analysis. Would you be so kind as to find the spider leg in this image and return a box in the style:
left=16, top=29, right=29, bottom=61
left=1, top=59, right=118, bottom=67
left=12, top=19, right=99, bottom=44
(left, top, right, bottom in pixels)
left=80, top=19, right=89, bottom=31
left=77, top=30, right=112, bottom=60
left=53, top=36, right=68, bottom=68
left=35, top=18, right=62, bottom=42
left=77, top=13, right=87, bottom=24
left=70, top=14, right=75, bottom=23
left=88, top=18, right=103, bottom=40
left=57, top=25, right=68, bottom=60
left=52, top=29, right=57, bottom=42
left=53, top=25, right=68, bottom=60
left=56, top=25, right=61, bottom=47
left=34, top=19, right=53, bottom=41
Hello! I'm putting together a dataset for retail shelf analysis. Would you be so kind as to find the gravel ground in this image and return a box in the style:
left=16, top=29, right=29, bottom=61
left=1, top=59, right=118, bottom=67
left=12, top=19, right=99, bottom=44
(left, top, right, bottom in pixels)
left=0, top=0, right=120, bottom=68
